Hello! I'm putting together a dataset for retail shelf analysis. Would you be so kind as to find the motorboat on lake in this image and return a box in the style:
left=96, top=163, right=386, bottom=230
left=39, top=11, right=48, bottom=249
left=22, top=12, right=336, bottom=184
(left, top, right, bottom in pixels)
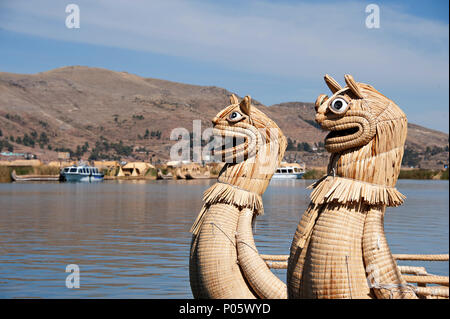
left=60, top=165, right=104, bottom=182
left=272, top=162, right=305, bottom=179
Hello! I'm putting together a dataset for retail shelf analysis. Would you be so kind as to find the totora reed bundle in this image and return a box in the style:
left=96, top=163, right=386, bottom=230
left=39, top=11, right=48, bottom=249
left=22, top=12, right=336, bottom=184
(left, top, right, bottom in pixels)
left=189, top=94, right=288, bottom=299
left=288, top=74, right=422, bottom=299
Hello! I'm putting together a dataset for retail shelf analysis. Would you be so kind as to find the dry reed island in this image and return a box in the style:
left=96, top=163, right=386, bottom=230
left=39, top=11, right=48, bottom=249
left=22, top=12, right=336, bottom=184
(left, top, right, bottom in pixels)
left=0, top=66, right=448, bottom=182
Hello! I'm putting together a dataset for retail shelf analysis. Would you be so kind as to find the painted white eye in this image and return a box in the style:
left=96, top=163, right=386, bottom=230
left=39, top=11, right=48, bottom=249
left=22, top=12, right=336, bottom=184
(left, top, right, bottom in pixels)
left=329, top=98, right=349, bottom=114
left=228, top=111, right=243, bottom=122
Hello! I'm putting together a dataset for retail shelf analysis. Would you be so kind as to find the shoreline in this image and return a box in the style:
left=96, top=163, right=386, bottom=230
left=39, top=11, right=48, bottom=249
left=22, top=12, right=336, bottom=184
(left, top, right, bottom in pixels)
left=1, top=165, right=448, bottom=183
left=299, top=168, right=449, bottom=180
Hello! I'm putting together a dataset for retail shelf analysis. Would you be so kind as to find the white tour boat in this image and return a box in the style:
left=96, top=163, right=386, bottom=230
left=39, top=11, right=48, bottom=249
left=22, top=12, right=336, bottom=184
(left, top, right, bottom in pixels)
left=272, top=163, right=305, bottom=179
left=60, top=165, right=104, bottom=182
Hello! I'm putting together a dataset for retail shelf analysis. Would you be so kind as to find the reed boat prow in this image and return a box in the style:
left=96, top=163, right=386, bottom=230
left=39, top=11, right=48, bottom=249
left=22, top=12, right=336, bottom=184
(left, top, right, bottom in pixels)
left=11, top=169, right=60, bottom=182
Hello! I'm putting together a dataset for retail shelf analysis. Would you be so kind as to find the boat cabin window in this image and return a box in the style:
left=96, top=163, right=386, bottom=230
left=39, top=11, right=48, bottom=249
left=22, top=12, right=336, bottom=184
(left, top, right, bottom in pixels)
left=288, top=169, right=293, bottom=173
left=281, top=169, right=287, bottom=173
left=276, top=169, right=281, bottom=173
left=86, top=168, right=91, bottom=174
left=69, top=168, right=77, bottom=173
left=94, top=168, right=98, bottom=174
left=63, top=168, right=69, bottom=172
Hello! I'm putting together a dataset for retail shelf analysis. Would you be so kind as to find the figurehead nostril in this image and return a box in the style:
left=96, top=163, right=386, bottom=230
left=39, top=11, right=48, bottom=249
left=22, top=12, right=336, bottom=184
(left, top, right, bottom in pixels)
left=315, top=113, right=326, bottom=124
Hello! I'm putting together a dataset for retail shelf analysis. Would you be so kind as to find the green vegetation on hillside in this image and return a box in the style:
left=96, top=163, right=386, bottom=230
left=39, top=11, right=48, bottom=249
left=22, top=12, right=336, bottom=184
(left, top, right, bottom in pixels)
left=303, top=169, right=326, bottom=180
left=402, top=145, right=449, bottom=169
left=88, top=139, right=133, bottom=160
left=139, top=129, right=162, bottom=140
left=286, top=137, right=322, bottom=153
left=132, top=114, right=145, bottom=120
left=0, top=139, right=14, bottom=152
left=402, top=148, right=420, bottom=167
left=4, top=113, right=23, bottom=124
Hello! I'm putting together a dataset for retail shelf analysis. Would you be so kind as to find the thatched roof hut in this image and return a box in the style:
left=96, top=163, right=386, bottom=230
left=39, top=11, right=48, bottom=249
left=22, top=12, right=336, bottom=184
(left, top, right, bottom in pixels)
left=93, top=161, right=120, bottom=169
left=122, top=162, right=155, bottom=176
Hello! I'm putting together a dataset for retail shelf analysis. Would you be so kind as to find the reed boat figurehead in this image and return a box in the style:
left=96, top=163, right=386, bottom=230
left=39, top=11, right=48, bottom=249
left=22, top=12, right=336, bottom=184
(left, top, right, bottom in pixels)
left=190, top=94, right=288, bottom=299
left=287, top=75, right=417, bottom=299
left=211, top=94, right=287, bottom=196
left=314, top=74, right=407, bottom=194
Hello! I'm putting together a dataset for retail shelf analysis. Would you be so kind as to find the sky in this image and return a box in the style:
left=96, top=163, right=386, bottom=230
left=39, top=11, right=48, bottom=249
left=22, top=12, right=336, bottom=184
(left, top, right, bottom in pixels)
left=0, top=0, right=448, bottom=133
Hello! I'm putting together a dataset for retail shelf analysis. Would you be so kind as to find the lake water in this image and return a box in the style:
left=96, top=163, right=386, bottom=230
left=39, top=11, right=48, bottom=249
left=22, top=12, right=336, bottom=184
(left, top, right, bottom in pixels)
left=0, top=179, right=448, bottom=298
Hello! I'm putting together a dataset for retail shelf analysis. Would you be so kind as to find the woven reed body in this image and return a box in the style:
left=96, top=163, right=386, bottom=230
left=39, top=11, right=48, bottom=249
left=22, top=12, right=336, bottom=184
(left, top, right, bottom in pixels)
left=287, top=184, right=416, bottom=299
left=190, top=203, right=257, bottom=298
left=190, top=96, right=287, bottom=299
left=363, top=205, right=417, bottom=298
left=236, top=209, right=287, bottom=299
left=288, top=203, right=371, bottom=298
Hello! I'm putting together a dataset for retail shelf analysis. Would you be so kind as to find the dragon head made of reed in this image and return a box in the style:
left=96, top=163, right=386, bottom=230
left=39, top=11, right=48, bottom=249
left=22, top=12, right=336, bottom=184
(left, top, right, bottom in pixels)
left=315, top=74, right=406, bottom=153
left=212, top=94, right=286, bottom=167
left=314, top=74, right=408, bottom=187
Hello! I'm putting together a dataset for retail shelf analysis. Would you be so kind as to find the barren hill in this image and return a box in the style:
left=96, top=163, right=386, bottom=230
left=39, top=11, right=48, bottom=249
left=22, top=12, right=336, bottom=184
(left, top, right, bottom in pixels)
left=0, top=66, right=448, bottom=168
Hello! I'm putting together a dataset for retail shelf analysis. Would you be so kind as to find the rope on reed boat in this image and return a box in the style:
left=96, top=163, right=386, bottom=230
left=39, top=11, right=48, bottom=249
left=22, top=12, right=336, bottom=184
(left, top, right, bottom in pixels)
left=397, top=266, right=428, bottom=276
left=264, top=261, right=288, bottom=269
left=260, top=254, right=289, bottom=261
left=366, top=281, right=417, bottom=299
left=414, top=286, right=449, bottom=298
left=263, top=262, right=446, bottom=283
left=403, top=275, right=449, bottom=286
left=261, top=254, right=449, bottom=262
left=393, top=254, right=449, bottom=261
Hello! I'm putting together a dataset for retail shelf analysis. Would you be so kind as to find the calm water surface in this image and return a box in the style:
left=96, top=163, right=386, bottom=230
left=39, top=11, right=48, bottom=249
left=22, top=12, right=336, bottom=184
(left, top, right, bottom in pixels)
left=0, top=179, right=448, bottom=298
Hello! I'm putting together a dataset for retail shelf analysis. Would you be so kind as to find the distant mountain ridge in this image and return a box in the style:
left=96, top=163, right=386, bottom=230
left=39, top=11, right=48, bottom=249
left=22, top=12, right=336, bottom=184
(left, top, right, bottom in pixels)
left=0, top=66, right=448, bottom=168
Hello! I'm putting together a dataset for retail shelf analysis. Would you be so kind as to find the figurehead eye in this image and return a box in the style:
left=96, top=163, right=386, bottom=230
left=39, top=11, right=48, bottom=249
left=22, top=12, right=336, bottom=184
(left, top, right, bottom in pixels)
left=228, top=111, right=243, bottom=122
left=329, top=97, right=349, bottom=114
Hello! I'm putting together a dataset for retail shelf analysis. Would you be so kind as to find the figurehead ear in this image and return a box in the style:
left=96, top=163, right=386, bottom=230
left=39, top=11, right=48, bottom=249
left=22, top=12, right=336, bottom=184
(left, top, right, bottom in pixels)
left=324, top=74, right=342, bottom=94
left=344, top=74, right=363, bottom=99
left=315, top=94, right=329, bottom=111
left=230, top=94, right=239, bottom=105
left=240, top=95, right=251, bottom=116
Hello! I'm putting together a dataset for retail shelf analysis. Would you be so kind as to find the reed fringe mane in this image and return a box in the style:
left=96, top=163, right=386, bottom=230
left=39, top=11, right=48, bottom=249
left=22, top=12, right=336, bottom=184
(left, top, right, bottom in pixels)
left=321, top=117, right=407, bottom=207
left=308, top=175, right=405, bottom=207
left=190, top=182, right=264, bottom=235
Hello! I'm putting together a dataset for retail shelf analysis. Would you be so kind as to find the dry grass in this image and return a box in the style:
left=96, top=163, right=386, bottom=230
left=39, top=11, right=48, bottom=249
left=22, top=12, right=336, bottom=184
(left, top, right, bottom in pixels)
left=0, top=165, right=60, bottom=183
left=32, top=165, right=60, bottom=175
left=0, top=166, right=12, bottom=183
